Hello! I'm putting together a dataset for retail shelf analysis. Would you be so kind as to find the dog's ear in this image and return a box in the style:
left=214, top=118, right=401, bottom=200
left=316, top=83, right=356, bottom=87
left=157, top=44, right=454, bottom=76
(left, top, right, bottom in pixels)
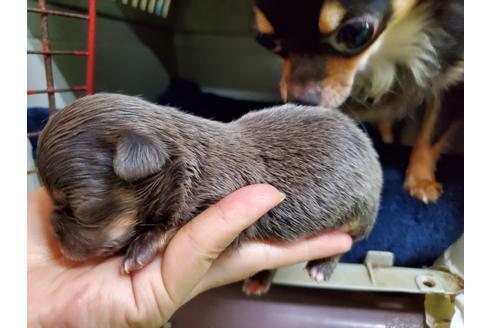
left=113, top=130, right=169, bottom=182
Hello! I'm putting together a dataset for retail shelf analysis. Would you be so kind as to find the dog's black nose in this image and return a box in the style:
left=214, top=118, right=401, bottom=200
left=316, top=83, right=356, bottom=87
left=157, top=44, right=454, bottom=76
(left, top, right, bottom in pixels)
left=287, top=91, right=321, bottom=106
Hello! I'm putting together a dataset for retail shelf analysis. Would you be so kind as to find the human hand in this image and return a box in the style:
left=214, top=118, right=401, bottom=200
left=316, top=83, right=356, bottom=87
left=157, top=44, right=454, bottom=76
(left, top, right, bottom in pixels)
left=28, top=185, right=352, bottom=327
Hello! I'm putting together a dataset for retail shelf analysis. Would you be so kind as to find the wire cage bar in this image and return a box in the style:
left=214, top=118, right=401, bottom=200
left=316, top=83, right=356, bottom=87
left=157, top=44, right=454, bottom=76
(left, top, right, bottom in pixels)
left=27, top=86, right=87, bottom=95
left=27, top=0, right=97, bottom=174
left=27, top=7, right=89, bottom=20
left=28, top=50, right=89, bottom=56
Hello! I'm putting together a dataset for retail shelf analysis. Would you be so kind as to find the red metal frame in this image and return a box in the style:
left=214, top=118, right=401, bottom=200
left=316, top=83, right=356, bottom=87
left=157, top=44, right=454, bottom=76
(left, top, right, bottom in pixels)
left=86, top=0, right=96, bottom=95
left=27, top=0, right=97, bottom=109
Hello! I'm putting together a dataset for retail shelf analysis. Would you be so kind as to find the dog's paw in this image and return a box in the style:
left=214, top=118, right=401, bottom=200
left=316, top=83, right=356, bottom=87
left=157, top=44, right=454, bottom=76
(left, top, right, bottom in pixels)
left=122, top=227, right=176, bottom=274
left=121, top=236, right=156, bottom=274
left=404, top=178, right=443, bottom=204
left=306, top=256, right=339, bottom=282
left=242, top=270, right=275, bottom=296
left=306, top=262, right=336, bottom=282
left=122, top=232, right=158, bottom=274
left=242, top=278, right=271, bottom=296
left=307, top=266, right=330, bottom=282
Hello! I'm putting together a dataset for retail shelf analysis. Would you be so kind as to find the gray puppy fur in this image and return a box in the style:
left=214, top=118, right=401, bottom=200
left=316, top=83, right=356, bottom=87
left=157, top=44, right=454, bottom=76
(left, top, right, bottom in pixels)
left=37, top=93, right=382, bottom=294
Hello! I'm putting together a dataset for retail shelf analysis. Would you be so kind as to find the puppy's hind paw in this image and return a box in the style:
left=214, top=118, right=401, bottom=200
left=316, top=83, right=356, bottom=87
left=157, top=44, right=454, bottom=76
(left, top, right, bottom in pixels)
left=306, top=256, right=340, bottom=282
left=242, top=270, right=275, bottom=296
left=404, top=178, right=443, bottom=204
left=307, top=266, right=327, bottom=282
left=242, top=278, right=271, bottom=296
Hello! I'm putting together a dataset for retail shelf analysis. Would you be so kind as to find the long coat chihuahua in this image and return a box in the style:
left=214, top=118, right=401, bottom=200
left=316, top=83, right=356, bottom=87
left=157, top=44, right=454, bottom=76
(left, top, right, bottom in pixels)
left=254, top=0, right=463, bottom=203
left=37, top=93, right=382, bottom=295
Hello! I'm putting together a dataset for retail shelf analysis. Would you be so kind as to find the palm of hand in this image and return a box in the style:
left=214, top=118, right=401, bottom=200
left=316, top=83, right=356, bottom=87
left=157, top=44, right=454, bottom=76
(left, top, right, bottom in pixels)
left=28, top=186, right=351, bottom=327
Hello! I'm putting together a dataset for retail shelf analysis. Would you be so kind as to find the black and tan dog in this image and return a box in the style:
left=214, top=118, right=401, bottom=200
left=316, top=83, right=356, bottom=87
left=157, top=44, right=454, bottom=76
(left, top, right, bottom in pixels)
left=254, top=0, right=463, bottom=203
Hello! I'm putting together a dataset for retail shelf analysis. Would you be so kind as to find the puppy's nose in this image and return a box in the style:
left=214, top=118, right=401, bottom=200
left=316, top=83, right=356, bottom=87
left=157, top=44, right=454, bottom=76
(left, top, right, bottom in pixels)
left=287, top=90, right=321, bottom=106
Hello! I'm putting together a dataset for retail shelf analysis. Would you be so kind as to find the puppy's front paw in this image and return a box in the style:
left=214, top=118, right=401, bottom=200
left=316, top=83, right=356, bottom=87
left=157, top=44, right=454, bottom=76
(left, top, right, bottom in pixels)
left=122, top=227, right=176, bottom=274
left=122, top=231, right=158, bottom=274
left=404, top=177, right=443, bottom=204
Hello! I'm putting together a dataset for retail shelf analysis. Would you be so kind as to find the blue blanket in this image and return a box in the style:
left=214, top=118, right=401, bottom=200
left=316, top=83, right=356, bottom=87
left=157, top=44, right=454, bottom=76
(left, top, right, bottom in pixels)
left=341, top=140, right=463, bottom=267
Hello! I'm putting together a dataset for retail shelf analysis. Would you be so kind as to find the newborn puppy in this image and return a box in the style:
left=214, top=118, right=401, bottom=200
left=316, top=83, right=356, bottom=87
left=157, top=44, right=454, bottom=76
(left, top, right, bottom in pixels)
left=37, top=93, right=382, bottom=295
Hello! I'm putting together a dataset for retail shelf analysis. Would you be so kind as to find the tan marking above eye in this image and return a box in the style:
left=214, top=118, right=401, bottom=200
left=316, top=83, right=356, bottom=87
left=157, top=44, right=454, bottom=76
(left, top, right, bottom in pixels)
left=319, top=1, right=346, bottom=33
left=254, top=7, right=274, bottom=34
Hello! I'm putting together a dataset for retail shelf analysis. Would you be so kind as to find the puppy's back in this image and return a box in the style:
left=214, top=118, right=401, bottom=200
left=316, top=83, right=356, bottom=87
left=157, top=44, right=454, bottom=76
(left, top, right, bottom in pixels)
left=231, top=105, right=382, bottom=241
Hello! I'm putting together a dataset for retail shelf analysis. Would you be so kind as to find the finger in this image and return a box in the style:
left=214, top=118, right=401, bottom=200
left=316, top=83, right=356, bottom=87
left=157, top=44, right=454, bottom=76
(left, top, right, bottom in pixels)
left=27, top=188, right=57, bottom=261
left=161, top=184, right=284, bottom=305
left=27, top=187, right=53, bottom=226
left=187, top=231, right=352, bottom=300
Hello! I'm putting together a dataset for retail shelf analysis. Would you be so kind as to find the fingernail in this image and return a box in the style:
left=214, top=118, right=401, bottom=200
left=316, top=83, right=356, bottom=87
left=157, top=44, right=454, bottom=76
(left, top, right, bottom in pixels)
left=279, top=192, right=286, bottom=202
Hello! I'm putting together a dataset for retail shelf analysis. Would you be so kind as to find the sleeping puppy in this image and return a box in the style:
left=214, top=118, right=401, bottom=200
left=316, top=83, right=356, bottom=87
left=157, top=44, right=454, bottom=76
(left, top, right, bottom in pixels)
left=254, top=0, right=463, bottom=203
left=37, top=93, right=382, bottom=295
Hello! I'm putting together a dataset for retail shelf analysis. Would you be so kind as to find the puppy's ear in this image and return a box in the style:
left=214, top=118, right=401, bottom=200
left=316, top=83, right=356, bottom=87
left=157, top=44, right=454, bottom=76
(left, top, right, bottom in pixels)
left=113, top=130, right=168, bottom=181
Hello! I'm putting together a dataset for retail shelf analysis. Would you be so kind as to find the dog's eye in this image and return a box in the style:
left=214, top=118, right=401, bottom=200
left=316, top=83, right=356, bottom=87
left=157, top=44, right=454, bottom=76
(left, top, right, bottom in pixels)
left=337, top=21, right=372, bottom=48
left=256, top=33, right=287, bottom=58
left=331, top=16, right=377, bottom=52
